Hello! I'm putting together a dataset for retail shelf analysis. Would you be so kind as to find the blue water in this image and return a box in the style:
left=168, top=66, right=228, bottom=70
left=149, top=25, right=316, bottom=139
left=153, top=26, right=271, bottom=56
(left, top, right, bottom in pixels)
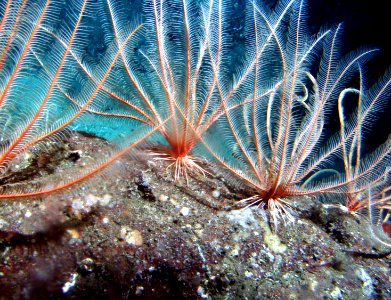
left=64, top=0, right=391, bottom=146
left=2, top=0, right=389, bottom=147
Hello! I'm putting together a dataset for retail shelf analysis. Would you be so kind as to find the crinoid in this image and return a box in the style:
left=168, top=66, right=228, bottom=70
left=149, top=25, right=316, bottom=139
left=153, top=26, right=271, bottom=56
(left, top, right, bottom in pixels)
left=0, top=0, right=160, bottom=199
left=0, top=0, right=94, bottom=198
left=197, top=0, right=390, bottom=228
left=323, top=70, right=391, bottom=218
left=86, top=0, right=261, bottom=183
left=313, top=68, right=391, bottom=241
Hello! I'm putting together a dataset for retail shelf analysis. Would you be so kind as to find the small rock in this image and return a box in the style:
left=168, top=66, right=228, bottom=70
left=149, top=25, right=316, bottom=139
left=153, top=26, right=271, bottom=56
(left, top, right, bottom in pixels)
left=230, top=245, right=240, bottom=257
left=71, top=199, right=84, bottom=212
left=197, top=286, right=208, bottom=299
left=99, top=194, right=112, bottom=206
left=62, top=273, right=78, bottom=294
left=79, top=258, right=95, bottom=273
left=120, top=227, right=143, bottom=246
left=0, top=219, right=7, bottom=229
left=85, top=194, right=99, bottom=207
left=159, top=194, right=169, bottom=202
left=66, top=228, right=80, bottom=239
left=330, top=286, right=342, bottom=299
left=212, top=190, right=220, bottom=198
left=135, top=286, right=144, bottom=296
left=180, top=207, right=190, bottom=216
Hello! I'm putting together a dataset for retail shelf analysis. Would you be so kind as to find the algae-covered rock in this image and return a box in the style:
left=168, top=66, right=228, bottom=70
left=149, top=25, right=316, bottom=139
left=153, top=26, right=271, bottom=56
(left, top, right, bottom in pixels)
left=0, top=133, right=390, bottom=299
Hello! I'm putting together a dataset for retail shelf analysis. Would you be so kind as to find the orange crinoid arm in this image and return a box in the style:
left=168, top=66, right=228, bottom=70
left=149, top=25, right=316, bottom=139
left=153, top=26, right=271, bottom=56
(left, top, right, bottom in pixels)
left=0, top=0, right=151, bottom=198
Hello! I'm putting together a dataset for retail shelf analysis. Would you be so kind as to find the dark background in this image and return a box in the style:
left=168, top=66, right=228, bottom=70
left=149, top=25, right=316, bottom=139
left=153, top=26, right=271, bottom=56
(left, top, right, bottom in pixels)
left=308, top=0, right=390, bottom=84
left=308, top=0, right=391, bottom=149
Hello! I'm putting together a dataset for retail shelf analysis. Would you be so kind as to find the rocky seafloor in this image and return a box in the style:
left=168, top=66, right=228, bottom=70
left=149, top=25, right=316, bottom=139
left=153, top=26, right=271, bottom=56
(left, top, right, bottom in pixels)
left=0, top=132, right=390, bottom=299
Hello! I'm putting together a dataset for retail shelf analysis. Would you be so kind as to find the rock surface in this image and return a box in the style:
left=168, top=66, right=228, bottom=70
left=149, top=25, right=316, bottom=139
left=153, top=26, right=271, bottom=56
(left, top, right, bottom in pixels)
left=0, top=132, right=390, bottom=299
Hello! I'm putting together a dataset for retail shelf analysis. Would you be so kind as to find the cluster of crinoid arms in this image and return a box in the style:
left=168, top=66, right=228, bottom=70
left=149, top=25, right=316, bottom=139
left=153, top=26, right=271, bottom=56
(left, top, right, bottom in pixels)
left=0, top=0, right=390, bottom=238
